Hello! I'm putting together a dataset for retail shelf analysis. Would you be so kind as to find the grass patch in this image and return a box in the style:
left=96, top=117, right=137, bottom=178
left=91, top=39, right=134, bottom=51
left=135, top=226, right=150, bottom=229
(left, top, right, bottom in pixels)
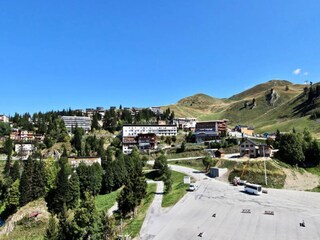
left=215, top=159, right=237, bottom=169
left=228, top=160, right=286, bottom=188
left=123, top=183, right=156, bottom=238
left=95, top=188, right=121, bottom=212
left=165, top=150, right=207, bottom=159
left=170, top=159, right=205, bottom=171
left=162, top=171, right=189, bottom=208
left=0, top=218, right=47, bottom=240
left=305, top=166, right=320, bottom=177
left=308, top=185, right=320, bottom=192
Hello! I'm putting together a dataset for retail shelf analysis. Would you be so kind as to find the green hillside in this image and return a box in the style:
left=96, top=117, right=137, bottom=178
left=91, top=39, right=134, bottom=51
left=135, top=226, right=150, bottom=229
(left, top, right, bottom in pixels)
left=229, top=80, right=293, bottom=100
left=163, top=80, right=320, bottom=136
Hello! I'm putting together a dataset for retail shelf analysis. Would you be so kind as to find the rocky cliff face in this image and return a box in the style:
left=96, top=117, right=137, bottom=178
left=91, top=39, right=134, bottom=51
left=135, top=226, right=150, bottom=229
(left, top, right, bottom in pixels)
left=266, top=88, right=280, bottom=106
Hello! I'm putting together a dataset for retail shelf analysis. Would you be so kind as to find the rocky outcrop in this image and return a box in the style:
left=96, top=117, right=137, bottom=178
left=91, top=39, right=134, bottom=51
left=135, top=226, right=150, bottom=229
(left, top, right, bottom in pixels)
left=266, top=88, right=280, bottom=106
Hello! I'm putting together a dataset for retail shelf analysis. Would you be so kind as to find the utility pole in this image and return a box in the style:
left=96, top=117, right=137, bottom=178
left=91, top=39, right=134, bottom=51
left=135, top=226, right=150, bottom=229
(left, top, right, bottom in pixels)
left=263, top=146, right=268, bottom=186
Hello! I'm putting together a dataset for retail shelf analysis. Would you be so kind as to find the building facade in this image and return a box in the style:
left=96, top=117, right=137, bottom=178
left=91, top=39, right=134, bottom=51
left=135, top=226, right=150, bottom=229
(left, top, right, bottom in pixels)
left=239, top=139, right=272, bottom=158
left=194, top=120, right=228, bottom=143
left=234, top=125, right=254, bottom=136
left=0, top=115, right=9, bottom=123
left=61, top=116, right=91, bottom=132
left=15, top=143, right=35, bottom=160
left=173, top=118, right=197, bottom=131
left=122, top=124, right=177, bottom=137
left=68, top=156, right=101, bottom=168
left=122, top=124, right=177, bottom=153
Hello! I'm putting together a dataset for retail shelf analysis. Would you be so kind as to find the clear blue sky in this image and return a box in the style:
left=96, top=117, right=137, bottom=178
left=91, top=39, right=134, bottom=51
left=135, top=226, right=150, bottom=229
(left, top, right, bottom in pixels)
left=1, top=0, right=319, bottom=115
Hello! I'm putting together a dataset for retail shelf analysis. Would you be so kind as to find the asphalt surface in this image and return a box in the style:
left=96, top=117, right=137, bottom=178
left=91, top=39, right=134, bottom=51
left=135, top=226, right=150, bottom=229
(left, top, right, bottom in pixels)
left=140, top=165, right=320, bottom=240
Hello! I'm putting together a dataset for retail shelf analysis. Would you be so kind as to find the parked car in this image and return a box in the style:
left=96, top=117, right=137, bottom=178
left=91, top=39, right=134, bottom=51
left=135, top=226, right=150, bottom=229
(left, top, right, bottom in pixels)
left=189, top=184, right=199, bottom=191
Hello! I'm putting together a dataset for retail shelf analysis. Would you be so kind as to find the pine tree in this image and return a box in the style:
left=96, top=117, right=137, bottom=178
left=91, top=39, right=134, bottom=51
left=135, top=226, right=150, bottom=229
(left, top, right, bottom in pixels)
left=117, top=183, right=136, bottom=217
left=10, top=160, right=21, bottom=181
left=69, top=192, right=103, bottom=240
left=72, top=127, right=84, bottom=156
left=91, top=114, right=100, bottom=131
left=50, top=158, right=70, bottom=213
left=65, top=171, right=80, bottom=209
left=19, top=159, right=34, bottom=206
left=45, top=215, right=59, bottom=240
left=3, top=137, right=14, bottom=176
left=32, top=160, right=46, bottom=199
left=5, top=179, right=20, bottom=213
left=163, top=169, right=172, bottom=193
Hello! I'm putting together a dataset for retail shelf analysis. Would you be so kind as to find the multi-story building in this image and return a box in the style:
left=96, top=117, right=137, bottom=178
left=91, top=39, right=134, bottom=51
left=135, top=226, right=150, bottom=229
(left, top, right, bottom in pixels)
left=61, top=116, right=91, bottom=132
left=122, top=133, right=158, bottom=154
left=122, top=124, right=177, bottom=153
left=68, top=156, right=101, bottom=168
left=10, top=129, right=42, bottom=142
left=149, top=107, right=163, bottom=115
left=0, top=115, right=9, bottom=123
left=123, top=124, right=177, bottom=137
left=173, top=118, right=197, bottom=131
left=194, top=120, right=228, bottom=143
left=15, top=143, right=35, bottom=160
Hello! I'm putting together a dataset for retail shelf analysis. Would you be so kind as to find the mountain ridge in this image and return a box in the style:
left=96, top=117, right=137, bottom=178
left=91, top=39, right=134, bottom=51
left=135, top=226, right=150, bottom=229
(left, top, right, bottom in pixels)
left=163, top=80, right=320, bottom=136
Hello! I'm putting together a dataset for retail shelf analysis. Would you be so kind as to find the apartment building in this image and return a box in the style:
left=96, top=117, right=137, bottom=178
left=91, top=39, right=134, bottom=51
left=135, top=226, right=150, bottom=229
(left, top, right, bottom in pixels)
left=10, top=129, right=43, bottom=142
left=68, top=156, right=101, bottom=168
left=122, top=124, right=177, bottom=153
left=123, top=124, right=177, bottom=137
left=0, top=115, right=9, bottom=123
left=194, top=120, right=228, bottom=142
left=61, top=116, right=91, bottom=132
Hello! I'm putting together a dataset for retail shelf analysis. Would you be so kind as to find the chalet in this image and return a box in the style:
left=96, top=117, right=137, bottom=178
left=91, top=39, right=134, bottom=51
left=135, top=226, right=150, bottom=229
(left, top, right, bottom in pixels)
left=239, top=139, right=272, bottom=158
left=68, top=156, right=101, bottom=168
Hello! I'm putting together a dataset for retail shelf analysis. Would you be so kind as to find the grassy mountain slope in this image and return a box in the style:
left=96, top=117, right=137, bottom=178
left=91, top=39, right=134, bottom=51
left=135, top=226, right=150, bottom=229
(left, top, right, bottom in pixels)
left=229, top=80, right=293, bottom=100
left=163, top=80, right=320, bottom=136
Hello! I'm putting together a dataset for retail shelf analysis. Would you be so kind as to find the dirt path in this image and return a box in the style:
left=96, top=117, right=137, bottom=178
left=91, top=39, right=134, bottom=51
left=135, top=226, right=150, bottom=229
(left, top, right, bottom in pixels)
left=283, top=168, right=320, bottom=191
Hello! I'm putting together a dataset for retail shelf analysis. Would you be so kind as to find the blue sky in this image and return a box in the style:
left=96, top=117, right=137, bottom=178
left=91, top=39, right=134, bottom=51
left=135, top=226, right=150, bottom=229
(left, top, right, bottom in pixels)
left=1, top=0, right=319, bottom=115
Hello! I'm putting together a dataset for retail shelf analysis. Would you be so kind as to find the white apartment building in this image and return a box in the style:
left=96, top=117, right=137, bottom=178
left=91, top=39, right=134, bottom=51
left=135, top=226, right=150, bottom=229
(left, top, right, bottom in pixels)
left=0, top=115, right=9, bottom=123
left=61, top=116, right=91, bottom=132
left=122, top=124, right=177, bottom=137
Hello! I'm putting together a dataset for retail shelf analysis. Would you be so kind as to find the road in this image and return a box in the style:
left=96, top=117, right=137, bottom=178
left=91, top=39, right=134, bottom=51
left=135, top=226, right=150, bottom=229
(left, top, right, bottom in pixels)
left=140, top=181, right=164, bottom=240
left=140, top=165, right=320, bottom=240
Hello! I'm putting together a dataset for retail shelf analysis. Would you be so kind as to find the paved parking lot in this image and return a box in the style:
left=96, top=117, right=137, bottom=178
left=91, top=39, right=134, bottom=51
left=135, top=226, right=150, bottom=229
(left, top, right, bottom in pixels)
left=140, top=166, right=320, bottom=240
